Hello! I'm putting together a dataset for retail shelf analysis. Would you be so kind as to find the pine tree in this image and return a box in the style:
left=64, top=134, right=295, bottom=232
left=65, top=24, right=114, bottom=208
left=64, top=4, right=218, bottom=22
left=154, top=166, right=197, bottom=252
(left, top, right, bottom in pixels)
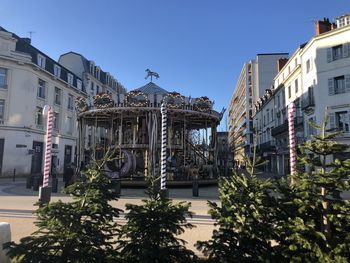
left=117, top=176, right=197, bottom=263
left=274, top=117, right=350, bottom=261
left=5, top=152, right=123, bottom=263
left=196, top=147, right=279, bottom=262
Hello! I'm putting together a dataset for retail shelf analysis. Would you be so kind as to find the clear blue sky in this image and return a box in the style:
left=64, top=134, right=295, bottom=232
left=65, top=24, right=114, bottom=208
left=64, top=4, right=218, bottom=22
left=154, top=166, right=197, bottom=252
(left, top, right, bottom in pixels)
left=0, top=0, right=349, bottom=130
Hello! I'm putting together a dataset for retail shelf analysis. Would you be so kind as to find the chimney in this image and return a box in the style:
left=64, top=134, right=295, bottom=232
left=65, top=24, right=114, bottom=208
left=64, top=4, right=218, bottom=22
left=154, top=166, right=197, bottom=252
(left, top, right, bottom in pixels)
left=315, top=18, right=334, bottom=36
left=277, top=58, right=289, bottom=73
left=22, top=37, right=31, bottom=44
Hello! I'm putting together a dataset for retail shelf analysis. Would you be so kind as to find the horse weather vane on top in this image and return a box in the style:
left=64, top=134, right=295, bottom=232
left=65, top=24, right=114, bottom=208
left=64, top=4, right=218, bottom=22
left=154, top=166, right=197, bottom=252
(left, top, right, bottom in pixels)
left=145, top=69, right=160, bottom=82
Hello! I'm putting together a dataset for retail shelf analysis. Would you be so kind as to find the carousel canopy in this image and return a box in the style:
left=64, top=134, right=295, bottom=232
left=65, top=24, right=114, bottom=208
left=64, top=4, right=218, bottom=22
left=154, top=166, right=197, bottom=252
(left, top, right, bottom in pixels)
left=134, top=82, right=168, bottom=95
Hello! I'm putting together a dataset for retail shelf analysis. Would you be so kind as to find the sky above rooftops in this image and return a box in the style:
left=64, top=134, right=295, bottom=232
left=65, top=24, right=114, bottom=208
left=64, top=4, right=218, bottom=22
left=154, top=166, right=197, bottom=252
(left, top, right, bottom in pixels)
left=0, top=0, right=349, bottom=130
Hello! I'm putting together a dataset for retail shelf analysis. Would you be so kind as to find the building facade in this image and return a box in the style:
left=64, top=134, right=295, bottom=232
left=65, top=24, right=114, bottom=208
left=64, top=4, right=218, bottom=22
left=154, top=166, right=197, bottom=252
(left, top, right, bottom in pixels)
left=253, top=14, right=350, bottom=175
left=58, top=52, right=126, bottom=104
left=217, top=132, right=233, bottom=177
left=0, top=27, right=86, bottom=176
left=228, top=53, right=288, bottom=167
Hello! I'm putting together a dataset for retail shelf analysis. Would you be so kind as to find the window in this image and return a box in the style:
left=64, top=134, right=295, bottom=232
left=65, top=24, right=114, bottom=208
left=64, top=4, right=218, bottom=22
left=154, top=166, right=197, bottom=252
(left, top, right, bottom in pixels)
left=332, top=45, right=343, bottom=61
left=35, top=107, right=43, bottom=126
left=37, top=54, right=46, bottom=68
left=0, top=99, right=4, bottom=123
left=90, top=82, right=94, bottom=94
left=0, top=67, right=7, bottom=88
left=37, top=79, right=46, bottom=99
left=295, top=79, right=298, bottom=93
left=77, top=79, right=82, bottom=90
left=67, top=116, right=73, bottom=134
left=96, top=85, right=100, bottom=94
left=288, top=86, right=291, bottom=98
left=336, top=111, right=349, bottom=132
left=327, top=44, right=349, bottom=62
left=68, top=94, right=74, bottom=110
left=67, top=73, right=74, bottom=85
left=271, top=109, right=274, bottom=121
left=53, top=112, right=59, bottom=130
left=335, top=76, right=345, bottom=94
left=54, top=65, right=61, bottom=78
left=89, top=62, right=94, bottom=74
left=306, top=59, right=311, bottom=73
left=54, top=87, right=61, bottom=105
left=329, top=111, right=350, bottom=133
left=294, top=58, right=297, bottom=67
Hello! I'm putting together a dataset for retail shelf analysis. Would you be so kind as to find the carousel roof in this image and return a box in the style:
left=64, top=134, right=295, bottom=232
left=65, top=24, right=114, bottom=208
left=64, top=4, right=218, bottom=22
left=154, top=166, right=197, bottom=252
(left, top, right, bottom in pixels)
left=134, top=82, right=168, bottom=95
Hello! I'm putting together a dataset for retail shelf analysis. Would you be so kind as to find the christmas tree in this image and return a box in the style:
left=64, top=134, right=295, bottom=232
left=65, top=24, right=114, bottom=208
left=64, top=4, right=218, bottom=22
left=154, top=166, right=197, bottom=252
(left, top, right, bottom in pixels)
left=196, top=146, right=278, bottom=262
left=117, top=176, right=197, bottom=263
left=6, top=153, right=123, bottom=262
left=275, top=117, right=350, bottom=261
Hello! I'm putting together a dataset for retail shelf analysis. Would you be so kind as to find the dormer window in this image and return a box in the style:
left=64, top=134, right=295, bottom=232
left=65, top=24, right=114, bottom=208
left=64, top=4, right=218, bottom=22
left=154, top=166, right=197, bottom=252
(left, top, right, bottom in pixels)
left=89, top=62, right=94, bottom=74
left=37, top=54, right=46, bottom=68
left=54, top=65, right=61, bottom=78
left=67, top=73, right=74, bottom=85
left=77, top=79, right=82, bottom=90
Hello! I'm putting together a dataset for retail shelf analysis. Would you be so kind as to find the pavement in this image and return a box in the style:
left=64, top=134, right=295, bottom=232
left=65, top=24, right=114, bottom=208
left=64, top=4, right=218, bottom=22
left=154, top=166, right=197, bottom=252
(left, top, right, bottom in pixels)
left=2, top=173, right=349, bottom=257
left=0, top=177, right=220, bottom=256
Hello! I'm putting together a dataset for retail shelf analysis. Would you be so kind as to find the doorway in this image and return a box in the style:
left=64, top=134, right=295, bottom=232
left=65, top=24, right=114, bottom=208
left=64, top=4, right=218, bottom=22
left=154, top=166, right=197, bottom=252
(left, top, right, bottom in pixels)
left=64, top=145, right=72, bottom=172
left=31, top=141, right=43, bottom=174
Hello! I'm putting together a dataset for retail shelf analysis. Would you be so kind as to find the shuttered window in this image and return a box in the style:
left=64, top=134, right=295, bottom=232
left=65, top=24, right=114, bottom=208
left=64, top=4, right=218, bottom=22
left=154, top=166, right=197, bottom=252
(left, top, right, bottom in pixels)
left=327, top=43, right=350, bottom=62
left=329, top=75, right=350, bottom=95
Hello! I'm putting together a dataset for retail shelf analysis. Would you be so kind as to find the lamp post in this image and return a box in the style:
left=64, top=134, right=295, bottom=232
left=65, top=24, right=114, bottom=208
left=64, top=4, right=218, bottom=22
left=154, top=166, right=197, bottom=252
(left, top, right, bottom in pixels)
left=39, top=105, right=53, bottom=204
left=160, top=101, right=168, bottom=197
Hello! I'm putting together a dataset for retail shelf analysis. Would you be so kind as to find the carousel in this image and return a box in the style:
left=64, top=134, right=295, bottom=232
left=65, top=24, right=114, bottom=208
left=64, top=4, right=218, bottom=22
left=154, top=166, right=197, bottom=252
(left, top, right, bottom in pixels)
left=75, top=70, right=225, bottom=185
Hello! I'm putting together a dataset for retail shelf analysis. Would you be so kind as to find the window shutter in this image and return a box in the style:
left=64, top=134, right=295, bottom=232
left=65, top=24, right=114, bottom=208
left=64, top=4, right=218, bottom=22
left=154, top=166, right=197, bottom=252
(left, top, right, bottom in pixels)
left=345, top=75, right=350, bottom=93
left=328, top=78, right=335, bottom=95
left=329, top=112, right=336, bottom=130
left=327, top=48, right=332, bottom=62
left=343, top=43, right=349, bottom=58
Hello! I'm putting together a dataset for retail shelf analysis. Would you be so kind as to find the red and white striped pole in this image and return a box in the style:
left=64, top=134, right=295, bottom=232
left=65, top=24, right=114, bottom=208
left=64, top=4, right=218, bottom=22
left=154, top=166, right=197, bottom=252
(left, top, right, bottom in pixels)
left=42, top=105, right=54, bottom=187
left=288, top=102, right=296, bottom=184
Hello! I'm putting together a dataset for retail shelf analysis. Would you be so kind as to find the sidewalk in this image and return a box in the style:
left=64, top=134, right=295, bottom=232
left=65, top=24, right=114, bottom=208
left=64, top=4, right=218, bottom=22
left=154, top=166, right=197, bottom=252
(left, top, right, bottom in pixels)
left=0, top=177, right=219, bottom=254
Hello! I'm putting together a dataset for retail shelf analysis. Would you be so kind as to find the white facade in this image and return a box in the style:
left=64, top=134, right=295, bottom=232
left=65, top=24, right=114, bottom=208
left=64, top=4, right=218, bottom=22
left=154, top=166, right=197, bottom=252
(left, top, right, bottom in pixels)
left=253, top=16, right=350, bottom=175
left=0, top=28, right=86, bottom=176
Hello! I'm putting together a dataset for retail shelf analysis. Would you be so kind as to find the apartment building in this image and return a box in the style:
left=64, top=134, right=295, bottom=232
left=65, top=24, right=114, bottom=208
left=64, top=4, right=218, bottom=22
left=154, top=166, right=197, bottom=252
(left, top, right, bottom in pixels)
left=59, top=52, right=127, bottom=151
left=0, top=27, right=86, bottom=176
left=58, top=52, right=126, bottom=105
left=228, top=53, right=288, bottom=167
left=253, top=14, right=350, bottom=175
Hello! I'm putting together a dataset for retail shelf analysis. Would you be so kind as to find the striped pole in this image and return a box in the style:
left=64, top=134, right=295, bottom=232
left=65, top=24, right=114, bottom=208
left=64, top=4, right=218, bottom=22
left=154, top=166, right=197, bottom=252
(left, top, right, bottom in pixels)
left=160, top=102, right=167, bottom=190
left=42, top=105, right=54, bottom=188
left=288, top=102, right=296, bottom=184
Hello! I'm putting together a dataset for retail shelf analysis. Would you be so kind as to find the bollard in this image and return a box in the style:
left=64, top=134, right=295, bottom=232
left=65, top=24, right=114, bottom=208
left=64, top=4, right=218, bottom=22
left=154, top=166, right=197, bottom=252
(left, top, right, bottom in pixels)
left=39, top=186, right=52, bottom=204
left=192, top=180, right=199, bottom=197
left=160, top=188, right=169, bottom=199
left=26, top=175, right=32, bottom=189
left=32, top=176, right=40, bottom=191
left=0, top=222, right=11, bottom=263
left=52, top=178, right=58, bottom=193
left=111, top=179, right=121, bottom=197
left=13, top=169, right=16, bottom=182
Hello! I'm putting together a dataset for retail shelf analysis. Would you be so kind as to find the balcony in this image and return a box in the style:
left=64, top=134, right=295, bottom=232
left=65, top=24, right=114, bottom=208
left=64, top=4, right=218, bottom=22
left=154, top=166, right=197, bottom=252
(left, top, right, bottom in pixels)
left=301, top=95, right=315, bottom=110
left=271, top=117, right=304, bottom=137
left=271, top=122, right=288, bottom=136
left=258, top=141, right=275, bottom=152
